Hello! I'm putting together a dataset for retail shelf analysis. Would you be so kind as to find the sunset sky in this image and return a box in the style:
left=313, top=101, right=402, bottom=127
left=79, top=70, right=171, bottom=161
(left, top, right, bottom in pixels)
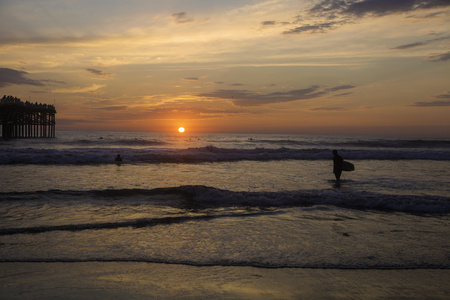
left=1, top=0, right=449, bottom=136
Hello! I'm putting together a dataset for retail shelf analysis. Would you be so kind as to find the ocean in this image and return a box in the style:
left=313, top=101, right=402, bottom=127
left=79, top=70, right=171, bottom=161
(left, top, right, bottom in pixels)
left=0, top=131, right=449, bottom=279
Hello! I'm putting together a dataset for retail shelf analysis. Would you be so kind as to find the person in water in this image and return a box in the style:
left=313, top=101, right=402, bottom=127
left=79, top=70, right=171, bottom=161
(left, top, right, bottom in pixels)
left=332, top=150, right=343, bottom=182
left=115, top=154, right=122, bottom=162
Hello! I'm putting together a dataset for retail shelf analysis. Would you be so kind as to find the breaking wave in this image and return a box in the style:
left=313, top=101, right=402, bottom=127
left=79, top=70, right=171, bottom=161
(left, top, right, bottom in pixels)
left=1, top=146, right=449, bottom=165
left=2, top=185, right=449, bottom=215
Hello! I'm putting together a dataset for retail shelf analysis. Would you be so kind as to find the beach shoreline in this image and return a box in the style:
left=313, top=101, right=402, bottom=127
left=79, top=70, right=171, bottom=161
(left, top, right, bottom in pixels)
left=1, top=262, right=449, bottom=299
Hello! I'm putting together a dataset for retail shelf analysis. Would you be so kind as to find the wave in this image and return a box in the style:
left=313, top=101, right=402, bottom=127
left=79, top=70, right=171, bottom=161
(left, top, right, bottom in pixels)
left=0, top=258, right=446, bottom=269
left=69, top=137, right=167, bottom=147
left=255, top=138, right=450, bottom=149
left=1, top=146, right=449, bottom=165
left=1, top=186, right=448, bottom=269
left=0, top=211, right=273, bottom=236
left=2, top=185, right=449, bottom=214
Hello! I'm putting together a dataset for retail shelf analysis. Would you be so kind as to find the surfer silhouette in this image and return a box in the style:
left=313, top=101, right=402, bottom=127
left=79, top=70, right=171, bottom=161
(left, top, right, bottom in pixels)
left=115, top=154, right=123, bottom=162
left=332, top=150, right=343, bottom=182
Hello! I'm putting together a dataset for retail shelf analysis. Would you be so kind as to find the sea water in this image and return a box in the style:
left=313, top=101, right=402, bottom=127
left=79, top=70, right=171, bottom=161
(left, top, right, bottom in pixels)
left=0, top=131, right=449, bottom=269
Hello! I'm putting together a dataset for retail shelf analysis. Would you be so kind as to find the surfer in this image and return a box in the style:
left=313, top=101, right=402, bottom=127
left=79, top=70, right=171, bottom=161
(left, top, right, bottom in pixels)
left=332, top=150, right=343, bottom=182
left=115, top=154, right=123, bottom=162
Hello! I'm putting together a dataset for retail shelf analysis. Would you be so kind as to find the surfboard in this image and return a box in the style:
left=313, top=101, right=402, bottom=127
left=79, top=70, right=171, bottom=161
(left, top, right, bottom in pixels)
left=342, top=161, right=354, bottom=171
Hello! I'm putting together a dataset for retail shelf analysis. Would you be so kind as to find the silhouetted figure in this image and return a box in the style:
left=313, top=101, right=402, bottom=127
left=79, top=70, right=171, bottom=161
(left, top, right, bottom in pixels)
left=333, top=150, right=343, bottom=182
left=115, top=154, right=122, bottom=162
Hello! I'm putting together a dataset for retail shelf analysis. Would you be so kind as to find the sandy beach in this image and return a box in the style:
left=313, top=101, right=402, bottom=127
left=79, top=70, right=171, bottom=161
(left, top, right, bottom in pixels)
left=1, top=263, right=449, bottom=299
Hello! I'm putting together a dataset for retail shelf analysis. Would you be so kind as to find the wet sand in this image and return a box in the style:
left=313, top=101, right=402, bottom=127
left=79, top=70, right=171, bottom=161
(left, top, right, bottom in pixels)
left=1, top=262, right=449, bottom=299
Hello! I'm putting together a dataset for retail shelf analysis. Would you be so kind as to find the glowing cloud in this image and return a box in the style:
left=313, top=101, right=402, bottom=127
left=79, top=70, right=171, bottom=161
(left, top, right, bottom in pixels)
left=53, top=84, right=106, bottom=94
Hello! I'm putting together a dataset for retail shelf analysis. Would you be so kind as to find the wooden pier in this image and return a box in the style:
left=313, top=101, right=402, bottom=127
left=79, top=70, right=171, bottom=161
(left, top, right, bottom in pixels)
left=0, top=95, right=56, bottom=139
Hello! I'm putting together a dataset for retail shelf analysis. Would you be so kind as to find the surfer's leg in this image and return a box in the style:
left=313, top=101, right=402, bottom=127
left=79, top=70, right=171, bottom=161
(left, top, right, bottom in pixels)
left=335, top=171, right=341, bottom=181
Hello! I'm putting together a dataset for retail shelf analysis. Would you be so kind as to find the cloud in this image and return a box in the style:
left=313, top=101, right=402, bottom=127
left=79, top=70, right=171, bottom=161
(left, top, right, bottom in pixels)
left=94, top=105, right=128, bottom=111
left=309, top=0, right=450, bottom=17
left=336, top=92, right=352, bottom=97
left=283, top=21, right=344, bottom=34
left=86, top=68, right=112, bottom=76
left=391, top=36, right=449, bottom=50
left=411, top=91, right=450, bottom=106
left=391, top=41, right=427, bottom=50
left=182, top=75, right=207, bottom=81
left=262, top=21, right=277, bottom=26
left=52, top=84, right=106, bottom=94
left=343, top=0, right=450, bottom=17
left=435, top=91, right=450, bottom=99
left=198, top=85, right=356, bottom=107
left=426, top=51, right=450, bottom=62
left=0, top=68, right=45, bottom=88
left=325, top=84, right=356, bottom=92
left=40, top=79, right=66, bottom=84
left=283, top=0, right=450, bottom=34
left=144, top=105, right=245, bottom=119
left=412, top=100, right=450, bottom=107
left=261, top=20, right=291, bottom=27
left=405, top=11, right=445, bottom=19
left=171, top=12, right=194, bottom=24
left=310, top=107, right=345, bottom=111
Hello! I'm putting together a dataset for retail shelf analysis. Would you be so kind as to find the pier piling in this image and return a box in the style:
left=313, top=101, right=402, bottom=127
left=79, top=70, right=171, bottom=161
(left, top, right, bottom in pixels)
left=0, top=95, right=56, bottom=139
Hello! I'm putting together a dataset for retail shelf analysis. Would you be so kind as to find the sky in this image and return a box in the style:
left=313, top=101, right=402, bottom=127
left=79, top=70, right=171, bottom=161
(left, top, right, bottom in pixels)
left=0, top=0, right=449, bottom=136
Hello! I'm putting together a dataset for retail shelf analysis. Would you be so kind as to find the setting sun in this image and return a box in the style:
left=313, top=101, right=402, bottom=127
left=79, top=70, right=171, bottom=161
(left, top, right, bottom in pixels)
left=178, top=127, right=185, bottom=133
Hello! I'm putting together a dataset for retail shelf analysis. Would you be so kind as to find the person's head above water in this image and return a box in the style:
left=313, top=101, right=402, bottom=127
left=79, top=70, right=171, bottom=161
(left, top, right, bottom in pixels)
left=333, top=150, right=338, bottom=155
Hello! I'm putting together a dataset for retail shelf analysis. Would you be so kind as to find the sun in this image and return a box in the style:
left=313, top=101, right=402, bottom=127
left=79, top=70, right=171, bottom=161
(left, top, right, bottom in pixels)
left=178, top=127, right=185, bottom=133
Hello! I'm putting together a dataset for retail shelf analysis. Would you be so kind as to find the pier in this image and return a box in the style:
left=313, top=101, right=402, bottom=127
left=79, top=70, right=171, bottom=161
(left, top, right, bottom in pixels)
left=0, top=95, right=56, bottom=139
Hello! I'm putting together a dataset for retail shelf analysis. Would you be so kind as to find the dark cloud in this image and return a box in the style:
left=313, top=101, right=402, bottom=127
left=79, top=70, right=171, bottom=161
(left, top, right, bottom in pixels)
left=283, top=21, right=342, bottom=34
left=204, top=87, right=325, bottom=106
left=436, top=92, right=450, bottom=99
left=344, top=0, right=450, bottom=17
left=310, top=106, right=345, bottom=111
left=309, top=0, right=348, bottom=15
left=261, top=20, right=291, bottom=27
left=318, top=0, right=450, bottom=17
left=336, top=92, right=352, bottom=97
left=391, top=36, right=449, bottom=50
left=0, top=68, right=45, bottom=88
left=391, top=41, right=427, bottom=50
left=426, top=51, right=450, bottom=62
left=283, top=0, right=450, bottom=34
left=412, top=100, right=450, bottom=107
left=94, top=106, right=128, bottom=111
left=345, top=0, right=427, bottom=17
left=405, top=11, right=445, bottom=18
left=182, top=77, right=200, bottom=81
left=171, top=12, right=194, bottom=24
left=198, top=85, right=356, bottom=106
left=262, top=21, right=277, bottom=26
left=86, top=68, right=112, bottom=76
left=411, top=91, right=450, bottom=106
left=325, top=84, right=356, bottom=92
